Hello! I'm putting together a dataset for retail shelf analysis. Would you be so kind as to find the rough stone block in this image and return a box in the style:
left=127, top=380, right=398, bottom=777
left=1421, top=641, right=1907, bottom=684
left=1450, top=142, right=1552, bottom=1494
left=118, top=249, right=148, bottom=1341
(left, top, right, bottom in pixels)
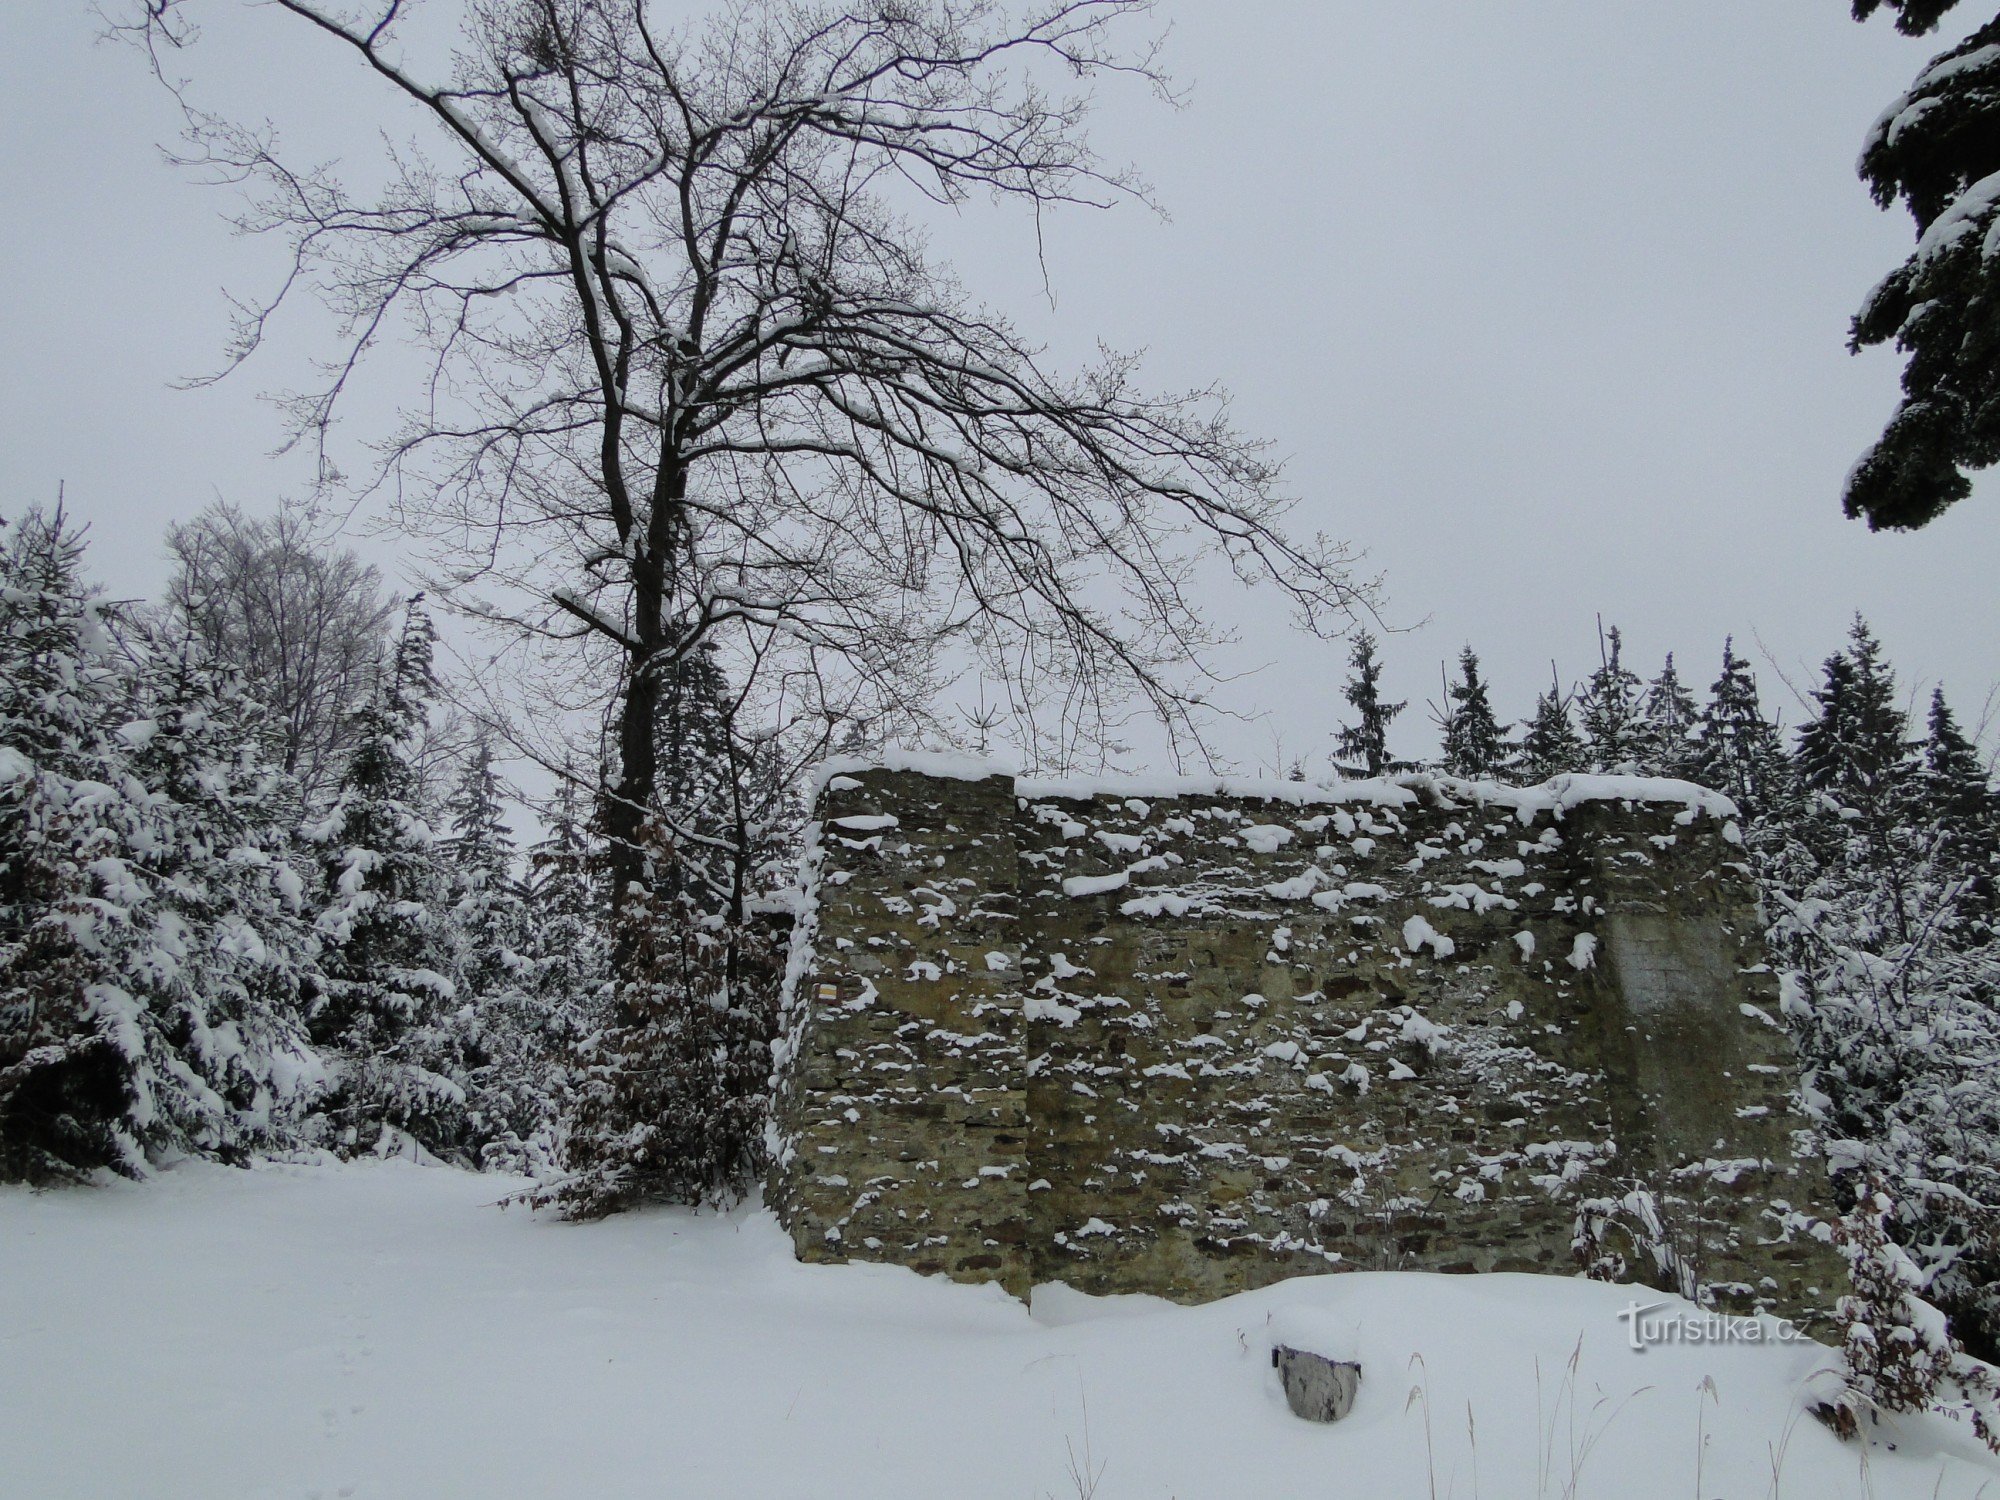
left=1272, top=1346, right=1362, bottom=1423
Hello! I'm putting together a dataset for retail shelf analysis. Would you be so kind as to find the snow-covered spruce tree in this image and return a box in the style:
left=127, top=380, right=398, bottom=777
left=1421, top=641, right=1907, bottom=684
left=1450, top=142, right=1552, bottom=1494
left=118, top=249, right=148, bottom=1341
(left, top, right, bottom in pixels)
left=1334, top=633, right=1405, bottom=778
left=1694, top=639, right=1793, bottom=829
left=0, top=508, right=150, bottom=1179
left=1774, top=620, right=2000, bottom=1364
left=1796, top=624, right=1922, bottom=950
left=738, top=727, right=809, bottom=901
left=1846, top=3, right=2000, bottom=529
left=115, top=629, right=324, bottom=1157
left=652, top=638, right=806, bottom=927
left=1639, top=652, right=1702, bottom=780
left=524, top=762, right=607, bottom=1040
left=539, top=814, right=773, bottom=1218
left=653, top=639, right=737, bottom=846
left=442, top=736, right=523, bottom=1002
left=1920, top=686, right=2000, bottom=943
left=1438, top=646, right=1508, bottom=780
left=439, top=736, right=556, bottom=1171
left=1796, top=618, right=1913, bottom=799
left=1515, top=674, right=1586, bottom=782
left=1, top=510, right=321, bottom=1180
left=538, top=635, right=793, bottom=1214
left=306, top=596, right=465, bottom=1158
left=1689, top=637, right=1820, bottom=907
left=1577, top=624, right=1646, bottom=773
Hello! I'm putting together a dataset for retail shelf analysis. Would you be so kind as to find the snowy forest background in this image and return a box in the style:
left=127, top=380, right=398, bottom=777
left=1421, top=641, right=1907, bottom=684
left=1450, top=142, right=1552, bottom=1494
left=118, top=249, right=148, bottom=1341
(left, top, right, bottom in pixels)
left=5, top=496, right=1998, bottom=1380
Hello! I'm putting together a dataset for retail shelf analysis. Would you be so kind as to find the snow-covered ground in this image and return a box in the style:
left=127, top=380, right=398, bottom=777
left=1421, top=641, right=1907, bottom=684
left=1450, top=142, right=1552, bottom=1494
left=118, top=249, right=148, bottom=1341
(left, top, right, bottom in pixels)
left=3, top=1162, right=1996, bottom=1499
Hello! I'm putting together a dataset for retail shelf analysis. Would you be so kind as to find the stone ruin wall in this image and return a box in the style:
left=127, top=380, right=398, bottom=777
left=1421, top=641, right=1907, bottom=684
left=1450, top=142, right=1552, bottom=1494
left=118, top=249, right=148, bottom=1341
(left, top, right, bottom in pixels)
left=767, top=759, right=1843, bottom=1323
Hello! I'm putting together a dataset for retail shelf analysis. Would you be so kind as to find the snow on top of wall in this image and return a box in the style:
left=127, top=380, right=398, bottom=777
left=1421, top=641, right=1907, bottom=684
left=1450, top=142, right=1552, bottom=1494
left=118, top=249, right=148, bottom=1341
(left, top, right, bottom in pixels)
left=1018, top=771, right=1423, bottom=806
left=808, top=747, right=1018, bottom=798
left=1497, top=773, right=1738, bottom=822
left=808, top=749, right=1738, bottom=822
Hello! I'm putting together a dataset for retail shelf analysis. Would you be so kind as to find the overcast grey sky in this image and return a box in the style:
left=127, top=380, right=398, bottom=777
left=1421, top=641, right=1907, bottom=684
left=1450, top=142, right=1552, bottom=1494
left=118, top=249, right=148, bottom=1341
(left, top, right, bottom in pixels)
left=4, top=1, right=1997, bottom=775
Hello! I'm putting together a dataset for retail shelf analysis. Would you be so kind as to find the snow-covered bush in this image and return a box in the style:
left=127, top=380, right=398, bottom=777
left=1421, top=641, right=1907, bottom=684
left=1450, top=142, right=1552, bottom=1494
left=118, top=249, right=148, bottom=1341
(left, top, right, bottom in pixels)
left=537, top=815, right=776, bottom=1218
left=1829, top=1185, right=1999, bottom=1451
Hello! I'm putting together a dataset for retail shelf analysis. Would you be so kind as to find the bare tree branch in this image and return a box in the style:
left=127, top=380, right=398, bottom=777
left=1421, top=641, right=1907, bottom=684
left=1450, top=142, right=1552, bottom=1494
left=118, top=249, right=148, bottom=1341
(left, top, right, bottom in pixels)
left=119, top=0, right=1371, bottom=895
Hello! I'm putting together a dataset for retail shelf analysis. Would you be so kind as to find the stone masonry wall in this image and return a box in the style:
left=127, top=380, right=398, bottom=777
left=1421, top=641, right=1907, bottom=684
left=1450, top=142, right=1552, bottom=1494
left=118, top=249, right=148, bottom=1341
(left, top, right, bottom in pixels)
left=767, top=758, right=1842, bottom=1323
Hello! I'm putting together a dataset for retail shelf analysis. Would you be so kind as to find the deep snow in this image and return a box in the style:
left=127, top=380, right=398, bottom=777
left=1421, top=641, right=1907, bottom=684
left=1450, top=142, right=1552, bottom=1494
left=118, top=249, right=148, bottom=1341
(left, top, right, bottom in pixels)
left=3, top=1161, right=1996, bottom=1499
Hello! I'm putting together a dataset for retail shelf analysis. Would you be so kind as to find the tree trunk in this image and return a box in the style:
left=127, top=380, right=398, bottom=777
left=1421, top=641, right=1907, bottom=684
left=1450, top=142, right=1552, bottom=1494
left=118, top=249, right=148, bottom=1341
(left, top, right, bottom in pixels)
left=604, top=454, right=688, bottom=921
left=606, top=643, right=660, bottom=917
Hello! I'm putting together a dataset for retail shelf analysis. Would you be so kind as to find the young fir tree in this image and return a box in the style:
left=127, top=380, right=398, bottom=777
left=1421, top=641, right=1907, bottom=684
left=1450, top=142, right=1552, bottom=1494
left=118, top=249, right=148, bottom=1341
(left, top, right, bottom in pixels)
left=1693, top=640, right=1790, bottom=827
left=735, top=723, right=809, bottom=905
left=1639, top=652, right=1701, bottom=779
left=540, top=813, right=772, bottom=1217
left=1796, top=619, right=1916, bottom=809
left=439, top=735, right=558, bottom=1169
left=1919, top=686, right=2000, bottom=944
left=1515, top=673, right=1585, bottom=783
left=526, top=762, right=607, bottom=1030
left=1780, top=850, right=2000, bottom=1369
left=1334, top=632, right=1405, bottom=778
left=654, top=639, right=738, bottom=845
left=1576, top=624, right=1646, bottom=772
left=542, top=635, right=786, bottom=1214
left=306, top=595, right=464, bottom=1158
left=442, top=736, right=522, bottom=997
left=1438, top=646, right=1508, bottom=780
left=1794, top=617, right=1923, bottom=889
left=1832, top=1184, right=2000, bottom=1450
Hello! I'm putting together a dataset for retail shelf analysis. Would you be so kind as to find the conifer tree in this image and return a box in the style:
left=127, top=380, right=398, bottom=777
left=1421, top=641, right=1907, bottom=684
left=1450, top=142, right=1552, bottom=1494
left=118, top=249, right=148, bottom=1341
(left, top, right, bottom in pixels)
left=1438, top=647, right=1508, bottom=780
left=1795, top=617, right=1923, bottom=894
left=1773, top=616, right=2000, bottom=1366
left=1693, top=640, right=1791, bottom=827
left=526, top=763, right=606, bottom=1030
left=1846, top=6, right=2000, bottom=529
left=1833, top=1183, right=2000, bottom=1448
left=655, top=641, right=737, bottom=834
left=735, top=725, right=810, bottom=907
left=0, top=509, right=152, bottom=1179
left=1334, top=632, right=1405, bottom=778
left=439, top=735, right=558, bottom=1168
left=443, top=737, right=521, bottom=996
left=1576, top=624, right=1646, bottom=772
left=2, top=510, right=321, bottom=1179
left=118, top=632, right=323, bottom=1157
left=539, top=635, right=791, bottom=1210
left=1796, top=618, right=1917, bottom=816
left=1920, top=686, right=1999, bottom=942
left=540, top=815, right=772, bottom=1217
left=1516, top=673, right=1585, bottom=783
left=1640, top=652, right=1701, bottom=779
left=306, top=595, right=463, bottom=1157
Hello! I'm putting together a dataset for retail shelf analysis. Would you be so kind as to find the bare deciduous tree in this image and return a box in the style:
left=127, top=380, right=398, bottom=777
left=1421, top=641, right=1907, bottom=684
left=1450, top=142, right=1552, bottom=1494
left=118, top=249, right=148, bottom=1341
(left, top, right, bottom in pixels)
left=162, top=500, right=398, bottom=810
left=127, top=0, right=1369, bottom=897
